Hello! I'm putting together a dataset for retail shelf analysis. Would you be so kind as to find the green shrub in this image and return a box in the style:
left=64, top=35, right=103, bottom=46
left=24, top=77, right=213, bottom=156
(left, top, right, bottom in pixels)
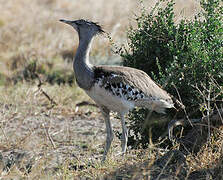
left=118, top=0, right=223, bottom=148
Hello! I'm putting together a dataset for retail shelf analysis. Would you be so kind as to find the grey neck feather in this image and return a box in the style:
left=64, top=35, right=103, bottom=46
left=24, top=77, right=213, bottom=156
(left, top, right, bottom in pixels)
left=73, top=33, right=95, bottom=90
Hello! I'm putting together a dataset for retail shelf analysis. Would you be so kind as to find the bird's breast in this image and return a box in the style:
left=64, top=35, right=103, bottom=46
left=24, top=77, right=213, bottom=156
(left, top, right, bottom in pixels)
left=85, top=82, right=136, bottom=114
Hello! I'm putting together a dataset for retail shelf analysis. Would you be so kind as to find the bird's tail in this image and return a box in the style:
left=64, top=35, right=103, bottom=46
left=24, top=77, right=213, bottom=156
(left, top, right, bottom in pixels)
left=153, top=99, right=175, bottom=114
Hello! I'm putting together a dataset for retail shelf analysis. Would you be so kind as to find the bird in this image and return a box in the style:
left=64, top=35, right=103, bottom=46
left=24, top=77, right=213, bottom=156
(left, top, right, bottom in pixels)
left=60, top=19, right=174, bottom=161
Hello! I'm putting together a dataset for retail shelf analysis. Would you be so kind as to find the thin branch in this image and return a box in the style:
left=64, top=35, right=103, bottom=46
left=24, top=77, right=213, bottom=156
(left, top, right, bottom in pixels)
left=207, top=85, right=211, bottom=139
left=76, top=101, right=98, bottom=108
left=172, top=83, right=191, bottom=122
left=215, top=104, right=223, bottom=124
left=42, top=123, right=56, bottom=149
left=35, top=73, right=57, bottom=106
left=155, top=152, right=174, bottom=180
left=0, top=125, right=10, bottom=147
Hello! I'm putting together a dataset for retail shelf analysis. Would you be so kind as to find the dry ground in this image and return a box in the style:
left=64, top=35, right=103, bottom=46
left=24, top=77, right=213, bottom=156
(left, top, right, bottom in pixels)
left=0, top=0, right=222, bottom=179
left=0, top=83, right=222, bottom=179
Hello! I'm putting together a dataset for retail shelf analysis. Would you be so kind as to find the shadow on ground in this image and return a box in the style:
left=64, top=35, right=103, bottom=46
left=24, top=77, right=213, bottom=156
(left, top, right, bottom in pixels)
left=105, top=111, right=223, bottom=180
left=105, top=151, right=223, bottom=180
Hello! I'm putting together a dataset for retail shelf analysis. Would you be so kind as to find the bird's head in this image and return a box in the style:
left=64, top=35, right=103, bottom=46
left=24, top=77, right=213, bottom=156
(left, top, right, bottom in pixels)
left=60, top=19, right=104, bottom=37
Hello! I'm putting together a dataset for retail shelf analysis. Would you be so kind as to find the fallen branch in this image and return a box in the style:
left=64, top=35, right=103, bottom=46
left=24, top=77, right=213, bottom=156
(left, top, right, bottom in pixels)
left=168, top=109, right=223, bottom=141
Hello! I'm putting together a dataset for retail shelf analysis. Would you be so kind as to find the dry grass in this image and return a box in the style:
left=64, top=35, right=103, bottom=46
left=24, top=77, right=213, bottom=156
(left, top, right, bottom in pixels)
left=0, top=82, right=222, bottom=179
left=0, top=0, right=222, bottom=179
left=0, top=0, right=200, bottom=78
left=0, top=0, right=139, bottom=78
left=0, top=82, right=150, bottom=179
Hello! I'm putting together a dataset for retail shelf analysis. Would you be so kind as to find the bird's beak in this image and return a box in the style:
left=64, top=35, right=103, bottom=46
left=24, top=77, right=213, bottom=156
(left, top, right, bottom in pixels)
left=59, top=19, right=74, bottom=25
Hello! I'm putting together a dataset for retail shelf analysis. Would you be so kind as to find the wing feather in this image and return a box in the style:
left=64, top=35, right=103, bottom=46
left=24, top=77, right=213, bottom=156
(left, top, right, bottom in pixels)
left=94, top=65, right=173, bottom=105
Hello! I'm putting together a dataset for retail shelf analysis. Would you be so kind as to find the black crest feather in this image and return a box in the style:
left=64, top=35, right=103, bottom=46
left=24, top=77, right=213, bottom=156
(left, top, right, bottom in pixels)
left=78, top=19, right=105, bottom=34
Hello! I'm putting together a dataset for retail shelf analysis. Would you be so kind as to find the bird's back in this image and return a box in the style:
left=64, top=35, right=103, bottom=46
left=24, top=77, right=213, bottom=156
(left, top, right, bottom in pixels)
left=91, top=65, right=174, bottom=113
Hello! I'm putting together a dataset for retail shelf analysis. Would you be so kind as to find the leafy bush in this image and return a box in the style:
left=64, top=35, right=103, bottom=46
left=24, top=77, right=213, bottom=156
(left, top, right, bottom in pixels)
left=119, top=0, right=223, bottom=148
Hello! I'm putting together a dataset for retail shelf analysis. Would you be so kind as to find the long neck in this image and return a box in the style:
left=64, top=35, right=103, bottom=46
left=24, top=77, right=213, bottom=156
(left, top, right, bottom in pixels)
left=73, top=33, right=95, bottom=90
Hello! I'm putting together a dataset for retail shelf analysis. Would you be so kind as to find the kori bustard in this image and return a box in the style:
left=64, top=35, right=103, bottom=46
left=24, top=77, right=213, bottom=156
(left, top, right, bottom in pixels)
left=60, top=19, right=174, bottom=161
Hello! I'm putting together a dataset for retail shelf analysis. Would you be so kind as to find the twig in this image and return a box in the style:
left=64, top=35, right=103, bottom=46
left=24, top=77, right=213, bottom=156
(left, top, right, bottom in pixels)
left=39, top=88, right=57, bottom=106
left=35, top=73, right=57, bottom=106
left=42, top=124, right=56, bottom=149
left=172, top=83, right=191, bottom=124
left=191, top=83, right=206, bottom=103
left=215, top=104, right=223, bottom=124
left=155, top=152, right=174, bottom=180
left=76, top=101, right=98, bottom=108
left=207, top=86, right=211, bottom=139
left=0, top=125, right=10, bottom=146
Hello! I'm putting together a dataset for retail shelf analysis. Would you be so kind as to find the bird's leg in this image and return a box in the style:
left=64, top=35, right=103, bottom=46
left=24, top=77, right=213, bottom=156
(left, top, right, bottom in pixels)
left=120, top=113, right=128, bottom=155
left=101, top=107, right=113, bottom=162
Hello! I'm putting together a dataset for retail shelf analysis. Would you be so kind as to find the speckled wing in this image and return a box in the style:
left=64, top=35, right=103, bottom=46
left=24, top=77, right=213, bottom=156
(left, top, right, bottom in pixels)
left=93, top=65, right=174, bottom=112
